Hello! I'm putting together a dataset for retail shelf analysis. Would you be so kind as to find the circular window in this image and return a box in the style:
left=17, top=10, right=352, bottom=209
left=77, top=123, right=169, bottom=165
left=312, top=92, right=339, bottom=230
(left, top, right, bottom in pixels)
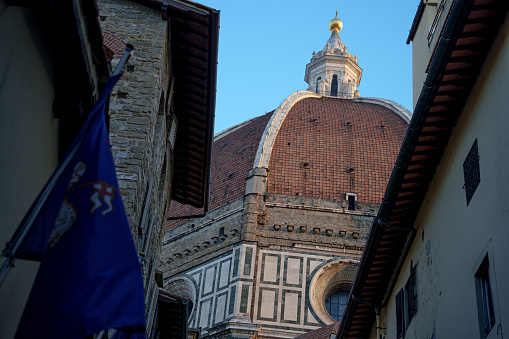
left=325, top=290, right=349, bottom=322
left=308, top=260, right=358, bottom=325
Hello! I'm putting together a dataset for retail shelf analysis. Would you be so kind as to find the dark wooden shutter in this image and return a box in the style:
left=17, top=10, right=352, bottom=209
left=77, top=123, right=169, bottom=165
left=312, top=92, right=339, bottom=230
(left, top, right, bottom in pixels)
left=396, top=288, right=405, bottom=338
left=410, top=264, right=417, bottom=316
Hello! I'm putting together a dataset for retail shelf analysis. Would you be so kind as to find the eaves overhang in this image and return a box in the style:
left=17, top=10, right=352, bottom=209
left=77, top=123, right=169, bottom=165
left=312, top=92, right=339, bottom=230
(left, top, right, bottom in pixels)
left=130, top=0, right=220, bottom=210
left=338, top=0, right=509, bottom=338
left=407, top=1, right=426, bottom=44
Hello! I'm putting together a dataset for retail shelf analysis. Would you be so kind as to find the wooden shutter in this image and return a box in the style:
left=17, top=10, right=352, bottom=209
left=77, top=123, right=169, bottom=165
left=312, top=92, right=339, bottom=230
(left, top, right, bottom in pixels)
left=410, top=264, right=417, bottom=316
left=396, top=288, right=405, bottom=338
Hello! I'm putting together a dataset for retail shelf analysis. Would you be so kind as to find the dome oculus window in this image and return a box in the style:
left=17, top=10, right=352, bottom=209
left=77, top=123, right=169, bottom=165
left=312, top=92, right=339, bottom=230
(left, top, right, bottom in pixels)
left=325, top=290, right=349, bottom=321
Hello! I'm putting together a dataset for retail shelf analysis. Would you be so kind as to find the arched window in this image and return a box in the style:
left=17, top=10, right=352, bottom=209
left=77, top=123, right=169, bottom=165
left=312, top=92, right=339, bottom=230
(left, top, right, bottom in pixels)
left=325, top=290, right=349, bottom=321
left=316, top=77, right=321, bottom=94
left=331, top=74, right=338, bottom=96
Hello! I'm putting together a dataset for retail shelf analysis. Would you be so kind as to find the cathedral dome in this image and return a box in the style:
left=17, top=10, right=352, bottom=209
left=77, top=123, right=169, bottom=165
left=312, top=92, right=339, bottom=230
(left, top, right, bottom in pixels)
left=167, top=94, right=409, bottom=227
left=265, top=97, right=408, bottom=203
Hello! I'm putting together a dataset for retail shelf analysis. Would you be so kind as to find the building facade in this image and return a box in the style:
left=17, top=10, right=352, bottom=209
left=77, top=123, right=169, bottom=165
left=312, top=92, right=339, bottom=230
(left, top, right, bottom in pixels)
left=0, top=0, right=219, bottom=338
left=97, top=0, right=219, bottom=337
left=338, top=0, right=509, bottom=338
left=0, top=1, right=110, bottom=337
left=161, top=16, right=410, bottom=339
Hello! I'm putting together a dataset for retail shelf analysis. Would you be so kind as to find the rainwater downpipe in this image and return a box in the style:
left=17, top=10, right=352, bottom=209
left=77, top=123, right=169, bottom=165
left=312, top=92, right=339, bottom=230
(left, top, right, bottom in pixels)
left=376, top=307, right=381, bottom=339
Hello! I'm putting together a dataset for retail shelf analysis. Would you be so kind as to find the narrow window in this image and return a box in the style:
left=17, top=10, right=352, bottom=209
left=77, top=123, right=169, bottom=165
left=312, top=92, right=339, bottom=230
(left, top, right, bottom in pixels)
left=347, top=196, right=355, bottom=211
left=463, top=139, right=481, bottom=205
left=405, top=263, right=417, bottom=325
left=395, top=289, right=405, bottom=338
left=331, top=74, right=338, bottom=96
left=316, top=77, right=321, bottom=94
left=396, top=264, right=417, bottom=338
left=346, top=193, right=357, bottom=211
left=475, top=256, right=495, bottom=337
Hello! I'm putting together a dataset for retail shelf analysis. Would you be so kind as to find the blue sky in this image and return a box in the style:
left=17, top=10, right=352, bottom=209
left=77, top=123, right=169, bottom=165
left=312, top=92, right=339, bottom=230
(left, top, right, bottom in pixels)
left=208, top=1, right=419, bottom=134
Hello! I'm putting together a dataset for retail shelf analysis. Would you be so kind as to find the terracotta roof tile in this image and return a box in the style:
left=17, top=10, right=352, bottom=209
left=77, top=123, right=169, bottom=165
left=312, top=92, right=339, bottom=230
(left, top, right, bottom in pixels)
left=166, top=112, right=272, bottom=229
left=295, top=322, right=340, bottom=339
left=267, top=97, right=407, bottom=203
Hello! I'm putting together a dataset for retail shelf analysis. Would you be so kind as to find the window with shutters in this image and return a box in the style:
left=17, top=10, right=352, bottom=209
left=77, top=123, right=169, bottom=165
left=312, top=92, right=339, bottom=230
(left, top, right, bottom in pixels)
left=396, top=263, right=417, bottom=338
left=475, top=255, right=495, bottom=337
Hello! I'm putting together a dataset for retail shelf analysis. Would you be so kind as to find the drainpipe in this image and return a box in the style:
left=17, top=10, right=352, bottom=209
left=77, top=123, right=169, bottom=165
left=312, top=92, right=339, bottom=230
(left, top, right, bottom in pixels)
left=376, top=307, right=381, bottom=339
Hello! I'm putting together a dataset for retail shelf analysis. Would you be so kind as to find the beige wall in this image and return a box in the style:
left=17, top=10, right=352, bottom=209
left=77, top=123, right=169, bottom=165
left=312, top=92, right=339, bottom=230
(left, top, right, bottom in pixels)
left=377, top=15, right=509, bottom=339
left=411, top=0, right=453, bottom=109
left=0, top=4, right=58, bottom=338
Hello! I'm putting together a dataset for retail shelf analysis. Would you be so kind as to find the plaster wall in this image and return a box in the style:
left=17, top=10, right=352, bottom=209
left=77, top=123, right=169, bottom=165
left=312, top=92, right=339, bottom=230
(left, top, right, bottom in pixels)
left=411, top=0, right=453, bottom=109
left=0, top=5, right=57, bottom=338
left=377, top=16, right=509, bottom=339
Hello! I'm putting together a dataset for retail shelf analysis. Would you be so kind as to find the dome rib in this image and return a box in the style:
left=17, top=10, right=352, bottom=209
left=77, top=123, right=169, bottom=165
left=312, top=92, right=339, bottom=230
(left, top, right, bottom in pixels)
left=253, top=91, right=322, bottom=169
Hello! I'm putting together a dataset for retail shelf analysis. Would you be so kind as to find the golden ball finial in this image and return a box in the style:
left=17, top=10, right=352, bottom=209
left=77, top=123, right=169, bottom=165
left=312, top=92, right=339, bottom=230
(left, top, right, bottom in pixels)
left=329, top=11, right=343, bottom=33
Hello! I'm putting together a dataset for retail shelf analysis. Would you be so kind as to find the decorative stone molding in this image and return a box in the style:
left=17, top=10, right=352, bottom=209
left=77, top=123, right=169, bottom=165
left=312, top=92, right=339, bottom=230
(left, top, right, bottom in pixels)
left=308, top=260, right=359, bottom=325
left=164, top=275, right=196, bottom=320
left=352, top=97, right=412, bottom=123
left=252, top=91, right=322, bottom=170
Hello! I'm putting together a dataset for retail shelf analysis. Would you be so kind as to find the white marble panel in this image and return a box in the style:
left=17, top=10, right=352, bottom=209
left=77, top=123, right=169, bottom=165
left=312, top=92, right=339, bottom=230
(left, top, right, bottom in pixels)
left=199, top=299, right=211, bottom=328
left=215, top=294, right=227, bottom=323
left=260, top=289, right=276, bottom=318
left=219, top=260, right=230, bottom=289
left=286, top=257, right=301, bottom=285
left=309, top=260, right=322, bottom=276
left=306, top=308, right=319, bottom=324
left=264, top=255, right=278, bottom=283
left=203, top=266, right=215, bottom=295
left=283, top=292, right=299, bottom=322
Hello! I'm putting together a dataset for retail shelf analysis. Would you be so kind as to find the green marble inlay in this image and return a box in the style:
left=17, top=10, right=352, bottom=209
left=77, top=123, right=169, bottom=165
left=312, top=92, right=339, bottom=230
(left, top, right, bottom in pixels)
left=243, top=247, right=253, bottom=276
left=240, top=284, right=250, bottom=313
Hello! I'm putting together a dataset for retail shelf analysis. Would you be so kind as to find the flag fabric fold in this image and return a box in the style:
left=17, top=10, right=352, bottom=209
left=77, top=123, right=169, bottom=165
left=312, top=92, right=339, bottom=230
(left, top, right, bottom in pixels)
left=14, top=73, right=146, bottom=338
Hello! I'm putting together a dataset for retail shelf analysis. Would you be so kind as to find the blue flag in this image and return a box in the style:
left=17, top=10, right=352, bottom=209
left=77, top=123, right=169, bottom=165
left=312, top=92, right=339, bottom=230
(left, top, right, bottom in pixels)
left=14, top=74, right=146, bottom=338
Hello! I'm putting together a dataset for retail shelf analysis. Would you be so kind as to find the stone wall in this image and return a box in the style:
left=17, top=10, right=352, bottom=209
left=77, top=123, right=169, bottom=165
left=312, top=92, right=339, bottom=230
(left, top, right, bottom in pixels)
left=97, top=0, right=173, bottom=330
left=161, top=198, right=244, bottom=278
left=98, top=0, right=169, bottom=241
left=259, top=193, right=377, bottom=249
left=161, top=192, right=376, bottom=278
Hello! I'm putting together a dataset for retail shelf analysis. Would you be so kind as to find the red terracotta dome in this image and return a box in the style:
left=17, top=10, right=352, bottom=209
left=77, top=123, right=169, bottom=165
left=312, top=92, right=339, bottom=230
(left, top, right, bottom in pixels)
left=267, top=97, right=408, bottom=204
left=167, top=93, right=409, bottom=229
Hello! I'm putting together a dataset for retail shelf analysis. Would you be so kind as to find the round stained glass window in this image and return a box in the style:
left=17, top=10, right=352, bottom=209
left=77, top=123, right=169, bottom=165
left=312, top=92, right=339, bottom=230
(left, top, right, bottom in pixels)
left=325, top=290, right=349, bottom=322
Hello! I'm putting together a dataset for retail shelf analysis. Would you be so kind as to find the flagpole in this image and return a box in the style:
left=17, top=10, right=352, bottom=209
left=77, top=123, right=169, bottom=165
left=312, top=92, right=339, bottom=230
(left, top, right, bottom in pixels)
left=0, top=45, right=134, bottom=287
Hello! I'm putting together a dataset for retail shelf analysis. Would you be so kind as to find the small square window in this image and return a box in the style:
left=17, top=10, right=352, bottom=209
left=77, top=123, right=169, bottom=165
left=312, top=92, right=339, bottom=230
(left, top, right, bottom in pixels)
left=346, top=193, right=357, bottom=211
left=475, top=256, right=495, bottom=337
left=463, top=139, right=481, bottom=206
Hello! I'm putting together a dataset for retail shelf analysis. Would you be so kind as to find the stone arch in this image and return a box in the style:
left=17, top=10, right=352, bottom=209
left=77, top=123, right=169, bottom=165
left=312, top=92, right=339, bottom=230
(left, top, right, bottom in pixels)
left=164, top=276, right=197, bottom=321
left=308, top=259, right=359, bottom=325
